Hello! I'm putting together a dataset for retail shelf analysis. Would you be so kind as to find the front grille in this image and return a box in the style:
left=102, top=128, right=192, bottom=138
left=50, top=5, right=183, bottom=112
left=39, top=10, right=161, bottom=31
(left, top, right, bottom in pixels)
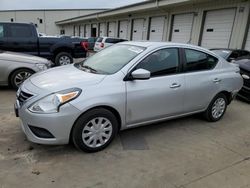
left=18, top=90, right=33, bottom=106
left=241, top=69, right=250, bottom=88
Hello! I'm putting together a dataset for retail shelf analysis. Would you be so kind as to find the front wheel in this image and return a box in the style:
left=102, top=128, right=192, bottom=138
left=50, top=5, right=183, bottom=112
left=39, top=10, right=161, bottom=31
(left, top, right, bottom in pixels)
left=55, top=52, right=73, bottom=66
left=10, top=69, right=34, bottom=89
left=204, top=93, right=228, bottom=122
left=72, top=108, right=118, bottom=152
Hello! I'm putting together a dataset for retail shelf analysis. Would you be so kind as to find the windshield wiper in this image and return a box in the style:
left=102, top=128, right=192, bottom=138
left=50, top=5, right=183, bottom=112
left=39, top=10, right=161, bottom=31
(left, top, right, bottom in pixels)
left=81, top=65, right=98, bottom=73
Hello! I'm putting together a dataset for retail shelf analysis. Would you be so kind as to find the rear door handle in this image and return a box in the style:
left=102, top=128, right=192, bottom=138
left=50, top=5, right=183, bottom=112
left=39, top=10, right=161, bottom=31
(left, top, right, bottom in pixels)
left=170, top=83, right=181, bottom=89
left=213, top=78, right=221, bottom=83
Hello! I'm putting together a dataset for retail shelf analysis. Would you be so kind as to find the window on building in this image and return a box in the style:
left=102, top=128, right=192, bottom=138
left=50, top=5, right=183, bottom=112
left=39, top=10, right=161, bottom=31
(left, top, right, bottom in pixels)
left=39, top=19, right=43, bottom=24
left=184, top=49, right=218, bottom=72
left=11, top=18, right=14, bottom=22
left=60, top=29, right=65, bottom=35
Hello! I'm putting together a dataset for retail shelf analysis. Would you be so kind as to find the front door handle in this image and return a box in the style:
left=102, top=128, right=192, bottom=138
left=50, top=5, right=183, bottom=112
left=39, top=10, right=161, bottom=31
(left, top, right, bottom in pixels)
left=170, top=83, right=181, bottom=89
left=213, top=78, right=221, bottom=83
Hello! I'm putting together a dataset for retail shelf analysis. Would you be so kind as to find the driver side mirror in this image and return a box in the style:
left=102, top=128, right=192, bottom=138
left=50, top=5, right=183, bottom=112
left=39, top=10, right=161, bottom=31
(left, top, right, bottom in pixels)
left=131, top=69, right=151, bottom=80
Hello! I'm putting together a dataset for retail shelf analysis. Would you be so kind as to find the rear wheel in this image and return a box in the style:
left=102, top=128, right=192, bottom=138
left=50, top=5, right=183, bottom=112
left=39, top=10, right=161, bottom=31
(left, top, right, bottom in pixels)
left=72, top=108, right=118, bottom=152
left=10, top=69, right=34, bottom=89
left=204, top=93, right=228, bottom=122
left=55, top=52, right=73, bottom=66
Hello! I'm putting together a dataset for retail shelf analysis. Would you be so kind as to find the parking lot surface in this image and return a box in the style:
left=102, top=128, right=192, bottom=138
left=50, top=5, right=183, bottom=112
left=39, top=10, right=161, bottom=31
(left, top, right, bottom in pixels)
left=0, top=88, right=250, bottom=188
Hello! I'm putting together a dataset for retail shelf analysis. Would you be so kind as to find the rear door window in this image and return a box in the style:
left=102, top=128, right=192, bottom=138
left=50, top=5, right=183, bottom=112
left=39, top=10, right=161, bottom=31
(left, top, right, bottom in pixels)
left=9, top=24, right=33, bottom=38
left=106, top=38, right=125, bottom=44
left=0, top=24, right=4, bottom=38
left=96, top=37, right=103, bottom=42
left=184, top=49, right=218, bottom=72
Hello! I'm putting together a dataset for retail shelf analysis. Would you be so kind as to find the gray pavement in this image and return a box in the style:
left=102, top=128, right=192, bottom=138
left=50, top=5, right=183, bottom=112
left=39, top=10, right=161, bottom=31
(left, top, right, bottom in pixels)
left=0, top=88, right=250, bottom=188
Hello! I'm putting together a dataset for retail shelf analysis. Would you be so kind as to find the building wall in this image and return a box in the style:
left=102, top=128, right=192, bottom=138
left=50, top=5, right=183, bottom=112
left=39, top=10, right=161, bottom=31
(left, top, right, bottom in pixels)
left=58, top=0, right=250, bottom=49
left=0, top=9, right=105, bottom=35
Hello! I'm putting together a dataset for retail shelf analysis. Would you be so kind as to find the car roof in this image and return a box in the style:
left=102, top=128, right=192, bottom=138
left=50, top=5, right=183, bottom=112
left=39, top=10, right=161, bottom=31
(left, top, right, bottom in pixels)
left=210, top=48, right=250, bottom=52
left=121, top=41, right=211, bottom=51
left=97, top=36, right=127, bottom=40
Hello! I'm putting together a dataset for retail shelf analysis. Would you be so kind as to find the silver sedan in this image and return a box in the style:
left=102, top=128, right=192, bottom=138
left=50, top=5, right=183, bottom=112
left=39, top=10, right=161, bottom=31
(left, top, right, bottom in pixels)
left=15, top=42, right=243, bottom=152
left=0, top=50, right=51, bottom=89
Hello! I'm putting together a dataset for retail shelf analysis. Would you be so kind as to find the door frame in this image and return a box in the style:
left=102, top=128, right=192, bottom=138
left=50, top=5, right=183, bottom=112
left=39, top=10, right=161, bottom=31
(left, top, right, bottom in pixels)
left=198, top=7, right=237, bottom=47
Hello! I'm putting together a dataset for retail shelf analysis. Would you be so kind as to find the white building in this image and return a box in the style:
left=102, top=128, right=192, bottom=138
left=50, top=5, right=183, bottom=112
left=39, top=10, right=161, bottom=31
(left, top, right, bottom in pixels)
left=0, top=9, right=106, bottom=35
left=56, top=0, right=250, bottom=50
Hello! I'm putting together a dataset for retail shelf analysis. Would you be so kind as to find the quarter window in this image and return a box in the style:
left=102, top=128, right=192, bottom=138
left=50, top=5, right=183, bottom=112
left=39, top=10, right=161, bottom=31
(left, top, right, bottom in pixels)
left=184, top=49, right=218, bottom=72
left=136, top=48, right=179, bottom=77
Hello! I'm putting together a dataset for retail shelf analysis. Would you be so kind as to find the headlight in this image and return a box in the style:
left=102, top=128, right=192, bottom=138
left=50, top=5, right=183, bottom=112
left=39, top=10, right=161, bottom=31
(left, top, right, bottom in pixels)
left=36, top=63, right=48, bottom=71
left=28, top=88, right=81, bottom=113
left=242, top=74, right=250, bottom=80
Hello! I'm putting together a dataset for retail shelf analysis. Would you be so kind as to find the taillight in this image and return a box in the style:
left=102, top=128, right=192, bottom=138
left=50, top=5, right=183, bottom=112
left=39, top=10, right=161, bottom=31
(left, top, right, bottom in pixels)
left=100, top=43, right=104, bottom=48
left=80, top=41, right=88, bottom=51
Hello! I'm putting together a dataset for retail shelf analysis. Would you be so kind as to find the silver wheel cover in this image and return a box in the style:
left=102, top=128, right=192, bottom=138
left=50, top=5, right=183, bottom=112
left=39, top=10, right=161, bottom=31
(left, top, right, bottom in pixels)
left=82, top=117, right=113, bottom=148
left=59, top=55, right=71, bottom=65
left=212, top=98, right=226, bottom=119
left=14, top=71, right=32, bottom=87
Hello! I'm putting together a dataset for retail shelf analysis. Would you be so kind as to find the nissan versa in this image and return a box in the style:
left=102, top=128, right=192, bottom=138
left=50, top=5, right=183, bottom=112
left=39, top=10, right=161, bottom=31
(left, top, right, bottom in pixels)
left=15, top=42, right=243, bottom=152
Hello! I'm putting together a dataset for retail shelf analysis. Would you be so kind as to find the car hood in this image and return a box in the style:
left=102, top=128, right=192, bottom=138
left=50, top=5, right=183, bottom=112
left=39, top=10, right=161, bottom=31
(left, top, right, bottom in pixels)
left=29, top=64, right=106, bottom=91
left=0, top=51, right=48, bottom=64
left=235, top=59, right=250, bottom=72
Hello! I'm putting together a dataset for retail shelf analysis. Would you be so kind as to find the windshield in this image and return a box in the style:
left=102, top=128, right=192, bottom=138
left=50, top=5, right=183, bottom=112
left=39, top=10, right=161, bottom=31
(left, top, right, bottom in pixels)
left=211, top=49, right=232, bottom=59
left=75, top=44, right=145, bottom=74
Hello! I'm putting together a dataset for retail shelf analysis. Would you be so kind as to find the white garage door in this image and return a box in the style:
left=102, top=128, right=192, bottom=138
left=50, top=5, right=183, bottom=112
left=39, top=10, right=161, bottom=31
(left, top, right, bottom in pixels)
left=108, top=22, right=116, bottom=37
left=149, top=16, right=165, bottom=41
left=99, top=23, right=106, bottom=37
left=85, top=24, right=91, bottom=37
left=244, top=26, right=250, bottom=51
left=132, top=19, right=145, bottom=41
left=119, top=20, right=129, bottom=39
left=201, top=8, right=236, bottom=49
left=171, top=13, right=194, bottom=43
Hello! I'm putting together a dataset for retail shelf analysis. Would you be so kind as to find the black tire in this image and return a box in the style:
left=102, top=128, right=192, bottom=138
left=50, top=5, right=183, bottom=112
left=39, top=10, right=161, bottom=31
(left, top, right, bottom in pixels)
left=72, top=108, right=118, bottom=152
left=55, top=52, right=73, bottom=66
left=10, top=69, right=34, bottom=89
left=204, top=93, right=228, bottom=122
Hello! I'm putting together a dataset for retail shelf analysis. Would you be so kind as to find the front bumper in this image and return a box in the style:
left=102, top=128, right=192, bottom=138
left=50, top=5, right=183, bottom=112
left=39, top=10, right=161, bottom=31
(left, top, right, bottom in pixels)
left=16, top=100, right=81, bottom=145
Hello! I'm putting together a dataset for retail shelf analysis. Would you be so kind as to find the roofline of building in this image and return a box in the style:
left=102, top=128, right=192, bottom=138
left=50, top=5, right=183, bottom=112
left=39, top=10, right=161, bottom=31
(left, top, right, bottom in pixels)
left=0, top=8, right=108, bottom=12
left=55, top=0, right=155, bottom=24
left=55, top=0, right=190, bottom=25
